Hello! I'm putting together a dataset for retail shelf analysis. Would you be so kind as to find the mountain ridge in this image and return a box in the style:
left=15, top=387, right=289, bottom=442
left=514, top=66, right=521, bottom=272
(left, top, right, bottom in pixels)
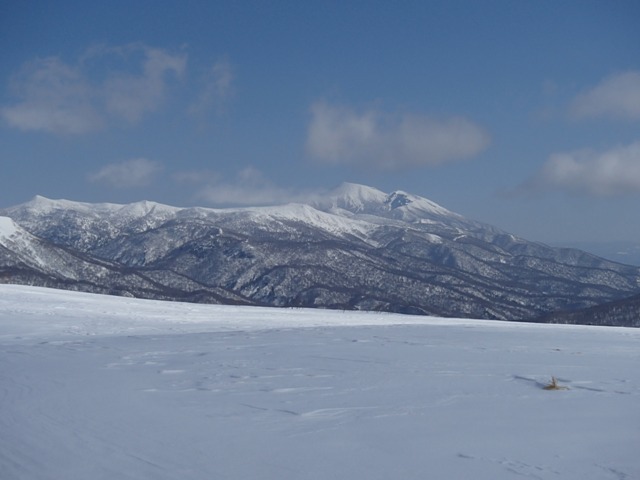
left=2, top=183, right=639, bottom=326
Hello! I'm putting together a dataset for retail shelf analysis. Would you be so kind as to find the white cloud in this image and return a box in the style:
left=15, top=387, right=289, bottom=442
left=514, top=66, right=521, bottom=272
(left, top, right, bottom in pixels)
left=530, top=142, right=640, bottom=196
left=1, top=57, right=103, bottom=134
left=191, top=167, right=320, bottom=206
left=1, top=44, right=187, bottom=134
left=89, top=158, right=163, bottom=188
left=571, top=71, right=640, bottom=120
left=306, top=101, right=490, bottom=170
left=188, top=59, right=234, bottom=117
left=102, top=46, right=187, bottom=123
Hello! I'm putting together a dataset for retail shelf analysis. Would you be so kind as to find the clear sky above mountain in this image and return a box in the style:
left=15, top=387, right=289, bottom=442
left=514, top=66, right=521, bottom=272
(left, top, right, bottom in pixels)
left=1, top=1, right=639, bottom=243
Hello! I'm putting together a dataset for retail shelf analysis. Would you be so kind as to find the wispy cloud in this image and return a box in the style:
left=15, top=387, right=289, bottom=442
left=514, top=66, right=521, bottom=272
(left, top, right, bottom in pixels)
left=1, top=57, right=103, bottom=134
left=522, top=141, right=640, bottom=196
left=1, top=44, right=187, bottom=134
left=570, top=71, right=640, bottom=120
left=188, top=58, right=234, bottom=118
left=99, top=45, right=187, bottom=123
left=89, top=158, right=163, bottom=188
left=183, top=167, right=320, bottom=206
left=306, top=101, right=490, bottom=170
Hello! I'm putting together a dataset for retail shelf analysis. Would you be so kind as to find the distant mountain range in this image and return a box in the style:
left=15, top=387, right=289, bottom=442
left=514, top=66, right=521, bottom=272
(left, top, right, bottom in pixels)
left=531, top=291, right=640, bottom=327
left=552, top=241, right=640, bottom=267
left=1, top=183, right=639, bottom=326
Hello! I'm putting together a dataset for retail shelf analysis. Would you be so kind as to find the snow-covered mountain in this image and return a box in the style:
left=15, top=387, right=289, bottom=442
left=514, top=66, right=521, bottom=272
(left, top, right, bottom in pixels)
left=311, top=182, right=471, bottom=227
left=0, top=213, right=252, bottom=305
left=2, top=183, right=640, bottom=325
left=534, top=290, right=640, bottom=327
left=554, top=240, right=640, bottom=267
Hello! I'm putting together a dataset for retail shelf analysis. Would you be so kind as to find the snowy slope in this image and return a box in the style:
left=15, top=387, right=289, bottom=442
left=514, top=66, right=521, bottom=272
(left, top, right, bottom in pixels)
left=0, top=216, right=20, bottom=238
left=0, top=216, right=79, bottom=273
left=1, top=285, right=638, bottom=480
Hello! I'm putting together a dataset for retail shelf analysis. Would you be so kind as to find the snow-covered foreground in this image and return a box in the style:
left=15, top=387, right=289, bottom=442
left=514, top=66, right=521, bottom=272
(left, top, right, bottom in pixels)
left=1, top=286, right=638, bottom=479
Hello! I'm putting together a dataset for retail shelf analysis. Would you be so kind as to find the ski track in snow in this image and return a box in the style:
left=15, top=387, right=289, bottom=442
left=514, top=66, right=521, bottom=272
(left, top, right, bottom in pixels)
left=1, top=285, right=639, bottom=479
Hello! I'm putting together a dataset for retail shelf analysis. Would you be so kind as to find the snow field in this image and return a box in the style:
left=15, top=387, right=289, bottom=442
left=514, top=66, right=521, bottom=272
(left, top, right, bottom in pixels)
left=1, top=285, right=639, bottom=479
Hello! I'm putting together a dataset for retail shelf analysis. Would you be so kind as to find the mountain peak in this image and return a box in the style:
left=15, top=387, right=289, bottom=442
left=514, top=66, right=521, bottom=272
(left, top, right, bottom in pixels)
left=385, top=189, right=456, bottom=219
left=311, top=183, right=460, bottom=224
left=21, top=195, right=110, bottom=214
left=12, top=196, right=179, bottom=219
left=323, top=183, right=388, bottom=211
left=25, top=195, right=61, bottom=210
left=115, top=199, right=179, bottom=219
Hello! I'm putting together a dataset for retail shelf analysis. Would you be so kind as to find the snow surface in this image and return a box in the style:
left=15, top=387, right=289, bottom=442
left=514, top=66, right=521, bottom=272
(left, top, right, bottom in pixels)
left=252, top=203, right=376, bottom=239
left=1, top=285, right=639, bottom=480
left=0, top=216, right=19, bottom=239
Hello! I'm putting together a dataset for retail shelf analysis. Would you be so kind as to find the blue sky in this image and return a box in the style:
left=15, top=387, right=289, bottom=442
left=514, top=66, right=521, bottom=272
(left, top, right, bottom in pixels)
left=1, top=1, right=640, bottom=243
